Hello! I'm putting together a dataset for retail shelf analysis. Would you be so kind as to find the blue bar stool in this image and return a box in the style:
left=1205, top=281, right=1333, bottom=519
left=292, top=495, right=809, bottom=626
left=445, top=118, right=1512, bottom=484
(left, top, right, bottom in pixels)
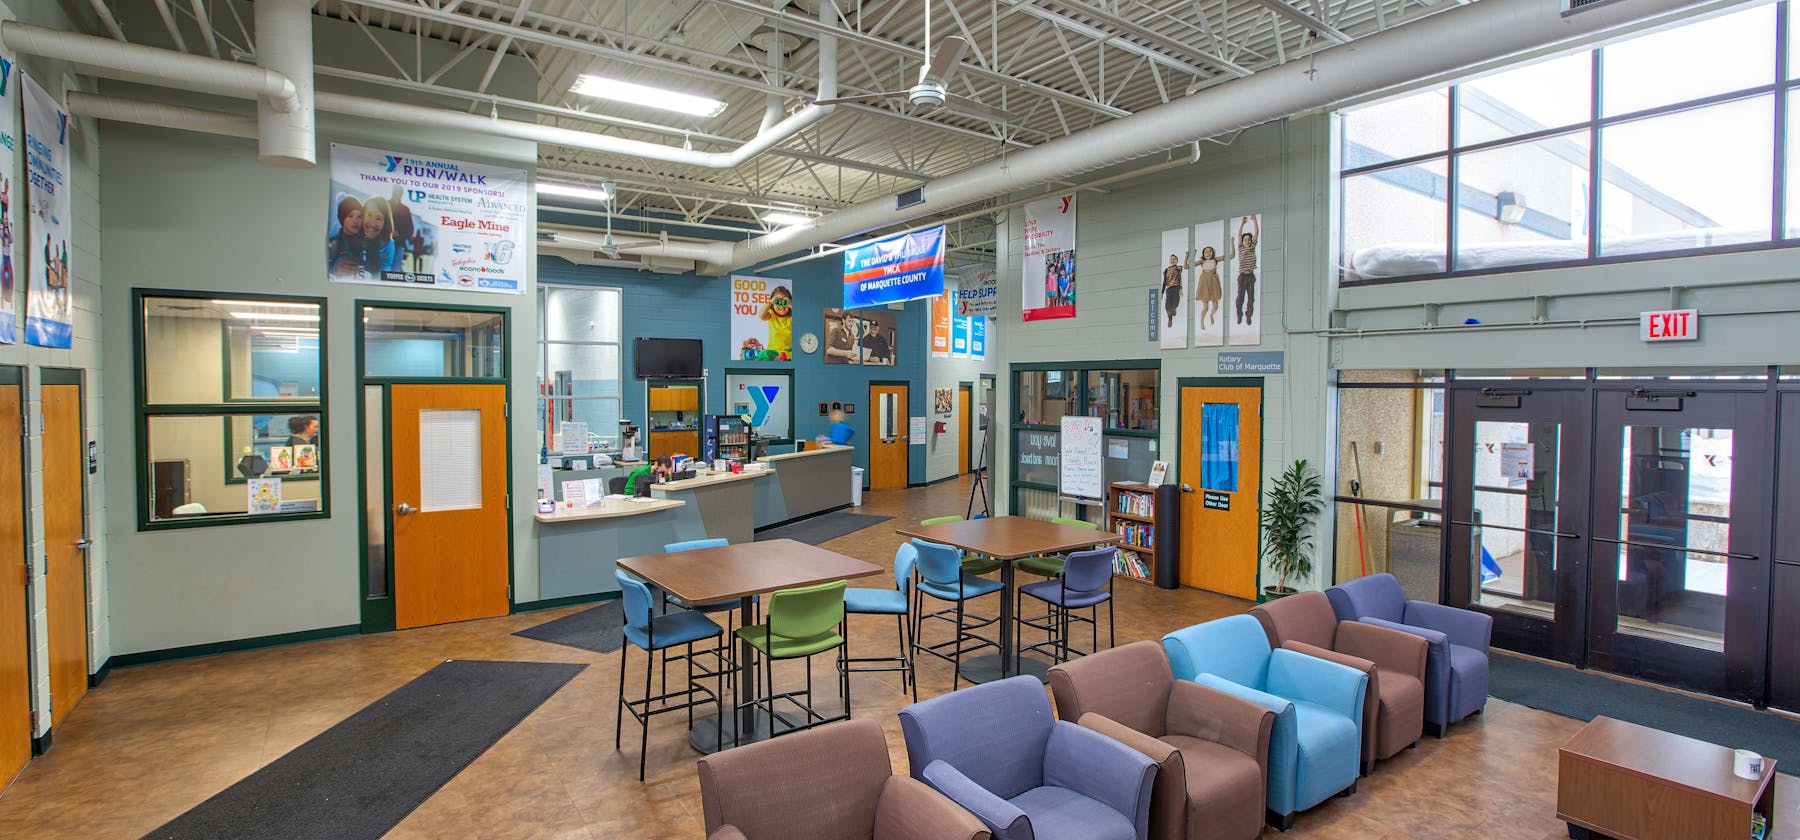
left=842, top=542, right=918, bottom=701
left=614, top=569, right=723, bottom=780
left=663, top=539, right=756, bottom=692
left=910, top=538, right=1002, bottom=690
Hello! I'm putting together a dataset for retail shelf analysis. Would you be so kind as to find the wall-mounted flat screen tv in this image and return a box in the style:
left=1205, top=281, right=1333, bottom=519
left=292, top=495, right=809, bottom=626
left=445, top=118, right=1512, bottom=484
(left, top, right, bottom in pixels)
left=634, top=337, right=703, bottom=379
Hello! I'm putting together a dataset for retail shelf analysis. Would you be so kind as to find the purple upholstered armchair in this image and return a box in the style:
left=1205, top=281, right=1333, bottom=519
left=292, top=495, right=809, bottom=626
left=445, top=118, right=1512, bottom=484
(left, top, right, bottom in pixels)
left=1325, top=573, right=1490, bottom=736
left=899, top=675, right=1158, bottom=840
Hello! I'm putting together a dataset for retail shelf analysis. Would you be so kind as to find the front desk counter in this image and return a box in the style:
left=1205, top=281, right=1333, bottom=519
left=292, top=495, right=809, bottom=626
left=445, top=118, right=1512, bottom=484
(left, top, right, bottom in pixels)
left=534, top=495, right=708, bottom=601
left=534, top=447, right=853, bottom=602
left=753, top=445, right=854, bottom=528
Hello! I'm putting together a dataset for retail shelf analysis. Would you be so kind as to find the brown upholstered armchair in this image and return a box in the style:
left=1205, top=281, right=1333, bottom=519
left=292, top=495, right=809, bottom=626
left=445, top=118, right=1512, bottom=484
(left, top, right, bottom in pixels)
left=1047, top=641, right=1274, bottom=840
left=696, top=718, right=990, bottom=840
left=1250, top=590, right=1428, bottom=774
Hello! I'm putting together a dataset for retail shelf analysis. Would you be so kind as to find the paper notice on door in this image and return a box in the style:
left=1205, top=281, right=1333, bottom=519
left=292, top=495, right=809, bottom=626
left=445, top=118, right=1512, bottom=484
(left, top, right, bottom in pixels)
left=1501, top=442, right=1533, bottom=487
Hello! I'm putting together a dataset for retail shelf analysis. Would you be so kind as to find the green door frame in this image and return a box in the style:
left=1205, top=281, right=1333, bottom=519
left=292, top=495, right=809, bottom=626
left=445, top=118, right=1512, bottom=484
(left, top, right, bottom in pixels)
left=355, top=299, right=513, bottom=633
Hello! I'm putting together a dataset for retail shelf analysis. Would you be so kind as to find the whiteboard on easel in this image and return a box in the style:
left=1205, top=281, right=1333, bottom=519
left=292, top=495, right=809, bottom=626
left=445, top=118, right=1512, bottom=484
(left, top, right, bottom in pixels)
left=1058, top=416, right=1105, bottom=503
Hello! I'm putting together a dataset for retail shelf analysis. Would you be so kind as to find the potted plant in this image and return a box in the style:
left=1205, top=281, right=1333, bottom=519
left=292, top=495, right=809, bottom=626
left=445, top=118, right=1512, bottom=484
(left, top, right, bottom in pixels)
left=1260, top=458, right=1324, bottom=599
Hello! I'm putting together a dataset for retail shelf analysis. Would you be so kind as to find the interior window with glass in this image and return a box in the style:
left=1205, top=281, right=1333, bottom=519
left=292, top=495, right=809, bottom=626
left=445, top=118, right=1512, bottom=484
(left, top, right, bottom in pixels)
left=1016, top=370, right=1079, bottom=425
left=1333, top=371, right=1447, bottom=596
left=1339, top=4, right=1793, bottom=283
left=138, top=293, right=326, bottom=527
left=537, top=285, right=622, bottom=452
left=362, top=305, right=505, bottom=379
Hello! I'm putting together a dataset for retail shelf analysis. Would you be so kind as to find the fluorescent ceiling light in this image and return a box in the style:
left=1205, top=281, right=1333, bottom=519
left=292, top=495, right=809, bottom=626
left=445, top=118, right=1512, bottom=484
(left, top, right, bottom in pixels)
left=229, top=311, right=320, bottom=322
left=251, top=327, right=319, bottom=334
left=569, top=75, right=727, bottom=118
left=764, top=212, right=812, bottom=227
left=212, top=300, right=316, bottom=309
left=538, top=182, right=612, bottom=202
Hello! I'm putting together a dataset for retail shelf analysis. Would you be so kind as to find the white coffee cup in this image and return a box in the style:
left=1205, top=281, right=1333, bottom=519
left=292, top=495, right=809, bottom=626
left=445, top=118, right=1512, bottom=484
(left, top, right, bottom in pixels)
left=1733, top=749, right=1765, bottom=780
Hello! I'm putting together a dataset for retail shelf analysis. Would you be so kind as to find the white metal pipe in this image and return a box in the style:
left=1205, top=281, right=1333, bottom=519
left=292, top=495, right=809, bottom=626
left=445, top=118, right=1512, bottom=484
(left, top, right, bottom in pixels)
left=0, top=21, right=298, bottom=113
left=313, top=91, right=832, bottom=171
left=253, top=0, right=315, bottom=167
left=191, top=0, right=221, bottom=59
left=719, top=0, right=1737, bottom=272
left=540, top=225, right=721, bottom=264
left=66, top=91, right=257, bottom=139
left=151, top=1, right=190, bottom=53
left=87, top=0, right=127, bottom=41
left=817, top=1, right=837, bottom=101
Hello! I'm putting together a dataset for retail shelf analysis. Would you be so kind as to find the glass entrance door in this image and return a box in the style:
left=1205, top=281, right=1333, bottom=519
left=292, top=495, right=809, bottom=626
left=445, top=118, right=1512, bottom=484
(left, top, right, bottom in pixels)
left=1589, top=389, right=1769, bottom=701
left=1446, top=387, right=1590, bottom=664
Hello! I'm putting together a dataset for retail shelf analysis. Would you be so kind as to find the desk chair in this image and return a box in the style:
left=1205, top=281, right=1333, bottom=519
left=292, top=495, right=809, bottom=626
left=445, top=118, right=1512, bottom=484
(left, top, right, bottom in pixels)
left=608, top=475, right=629, bottom=495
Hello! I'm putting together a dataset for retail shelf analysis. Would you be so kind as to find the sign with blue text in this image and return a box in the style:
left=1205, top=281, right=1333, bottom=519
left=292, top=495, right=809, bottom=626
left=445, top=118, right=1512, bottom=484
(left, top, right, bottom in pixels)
left=1217, top=350, right=1284, bottom=374
left=951, top=314, right=970, bottom=357
left=328, top=143, right=528, bottom=294
left=23, top=75, right=69, bottom=348
left=970, top=316, right=986, bottom=358
left=842, top=225, right=945, bottom=309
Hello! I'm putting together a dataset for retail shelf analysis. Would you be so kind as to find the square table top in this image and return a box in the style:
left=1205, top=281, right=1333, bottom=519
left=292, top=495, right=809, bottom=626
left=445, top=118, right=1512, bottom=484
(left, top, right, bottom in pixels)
left=893, top=515, right=1120, bottom=561
left=1558, top=715, right=1777, bottom=805
left=617, top=538, right=882, bottom=604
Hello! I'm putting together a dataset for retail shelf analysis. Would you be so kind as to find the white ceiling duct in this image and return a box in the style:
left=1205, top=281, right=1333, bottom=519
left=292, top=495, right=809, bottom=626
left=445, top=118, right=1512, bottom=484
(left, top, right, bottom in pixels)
left=252, top=0, right=315, bottom=167
left=714, top=0, right=1736, bottom=273
left=0, top=21, right=298, bottom=112
left=66, top=91, right=257, bottom=138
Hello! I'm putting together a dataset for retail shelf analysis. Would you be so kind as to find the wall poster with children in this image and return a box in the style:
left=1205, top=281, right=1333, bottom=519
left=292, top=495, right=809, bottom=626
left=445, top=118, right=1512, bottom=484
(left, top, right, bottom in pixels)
left=729, top=275, right=795, bottom=361
left=1226, top=214, right=1263, bottom=346
left=1021, top=194, right=1076, bottom=322
left=23, top=75, right=70, bottom=348
left=1190, top=220, right=1229, bottom=348
left=0, top=54, right=20, bottom=345
left=326, top=143, right=528, bottom=294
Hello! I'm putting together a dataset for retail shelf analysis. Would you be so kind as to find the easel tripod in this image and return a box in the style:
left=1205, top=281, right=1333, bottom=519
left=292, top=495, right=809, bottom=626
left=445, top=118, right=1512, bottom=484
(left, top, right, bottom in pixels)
left=966, top=416, right=992, bottom=518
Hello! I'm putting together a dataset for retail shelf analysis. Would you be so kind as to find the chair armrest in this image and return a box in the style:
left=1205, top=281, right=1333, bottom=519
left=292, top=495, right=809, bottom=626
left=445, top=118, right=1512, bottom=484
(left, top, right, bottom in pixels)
left=1336, top=620, right=1428, bottom=681
left=708, top=827, right=749, bottom=840
left=1165, top=679, right=1274, bottom=771
left=921, top=760, right=1031, bottom=840
left=1404, top=600, right=1492, bottom=651
left=877, top=775, right=993, bottom=840
left=1281, top=640, right=1374, bottom=678
left=1190, top=673, right=1294, bottom=717
left=1044, top=721, right=1158, bottom=831
left=1266, top=648, right=1367, bottom=723
left=1362, top=616, right=1446, bottom=649
left=1078, top=713, right=1177, bottom=765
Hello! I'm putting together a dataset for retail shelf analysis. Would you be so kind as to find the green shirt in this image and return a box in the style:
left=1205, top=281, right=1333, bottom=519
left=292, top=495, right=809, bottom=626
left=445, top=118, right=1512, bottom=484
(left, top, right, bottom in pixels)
left=625, top=464, right=655, bottom=496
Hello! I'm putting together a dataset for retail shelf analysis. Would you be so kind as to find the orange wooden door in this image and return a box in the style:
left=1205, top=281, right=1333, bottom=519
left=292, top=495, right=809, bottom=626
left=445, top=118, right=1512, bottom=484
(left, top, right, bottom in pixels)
left=1179, top=386, right=1262, bottom=600
left=390, top=384, right=510, bottom=629
left=869, top=384, right=909, bottom=490
left=957, top=386, right=971, bottom=475
left=0, top=380, right=27, bottom=780
left=42, top=382, right=86, bottom=726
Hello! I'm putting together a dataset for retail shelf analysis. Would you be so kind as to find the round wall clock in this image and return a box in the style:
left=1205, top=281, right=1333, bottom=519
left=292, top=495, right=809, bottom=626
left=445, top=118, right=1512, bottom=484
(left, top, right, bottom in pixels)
left=798, top=332, right=820, bottom=354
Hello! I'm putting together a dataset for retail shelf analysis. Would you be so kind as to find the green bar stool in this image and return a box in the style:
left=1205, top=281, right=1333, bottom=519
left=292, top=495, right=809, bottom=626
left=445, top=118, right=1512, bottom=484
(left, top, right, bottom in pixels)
left=734, top=579, right=850, bottom=746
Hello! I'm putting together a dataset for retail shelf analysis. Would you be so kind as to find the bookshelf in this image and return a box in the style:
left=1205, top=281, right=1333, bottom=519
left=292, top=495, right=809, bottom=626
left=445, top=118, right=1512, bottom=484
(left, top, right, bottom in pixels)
left=1107, top=481, right=1178, bottom=586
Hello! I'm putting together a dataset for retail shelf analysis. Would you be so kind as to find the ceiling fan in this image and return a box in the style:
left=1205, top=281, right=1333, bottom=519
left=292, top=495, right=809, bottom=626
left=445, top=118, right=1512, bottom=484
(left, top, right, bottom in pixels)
left=814, top=3, right=1018, bottom=124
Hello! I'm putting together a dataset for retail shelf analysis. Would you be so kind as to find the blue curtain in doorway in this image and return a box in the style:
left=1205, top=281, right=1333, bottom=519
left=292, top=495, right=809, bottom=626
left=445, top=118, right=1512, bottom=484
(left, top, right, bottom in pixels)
left=1202, top=403, right=1239, bottom=492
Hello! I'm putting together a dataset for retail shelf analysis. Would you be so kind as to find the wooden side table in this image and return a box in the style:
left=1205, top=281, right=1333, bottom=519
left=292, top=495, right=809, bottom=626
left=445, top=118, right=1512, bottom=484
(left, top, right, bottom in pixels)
left=1557, top=716, right=1776, bottom=840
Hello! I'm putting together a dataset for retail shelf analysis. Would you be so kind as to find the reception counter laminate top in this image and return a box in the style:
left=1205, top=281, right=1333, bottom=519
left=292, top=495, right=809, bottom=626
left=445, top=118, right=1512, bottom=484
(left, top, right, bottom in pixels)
left=759, top=445, right=853, bottom=463
left=534, top=496, right=686, bottom=523
left=655, top=469, right=774, bottom=491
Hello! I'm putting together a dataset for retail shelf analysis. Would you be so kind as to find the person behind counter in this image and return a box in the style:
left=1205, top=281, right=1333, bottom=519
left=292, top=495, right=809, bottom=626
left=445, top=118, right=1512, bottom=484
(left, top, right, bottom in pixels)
left=825, top=409, right=855, bottom=445
left=287, top=415, right=320, bottom=446
left=624, top=456, right=673, bottom=496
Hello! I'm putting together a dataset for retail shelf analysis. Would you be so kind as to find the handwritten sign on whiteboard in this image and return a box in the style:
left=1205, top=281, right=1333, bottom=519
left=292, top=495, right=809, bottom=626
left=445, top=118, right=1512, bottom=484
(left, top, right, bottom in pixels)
left=1059, top=416, right=1105, bottom=502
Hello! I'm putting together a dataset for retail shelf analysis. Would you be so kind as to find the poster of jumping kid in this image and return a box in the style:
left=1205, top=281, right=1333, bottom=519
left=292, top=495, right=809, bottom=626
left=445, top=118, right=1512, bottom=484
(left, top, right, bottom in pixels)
left=729, top=275, right=795, bottom=361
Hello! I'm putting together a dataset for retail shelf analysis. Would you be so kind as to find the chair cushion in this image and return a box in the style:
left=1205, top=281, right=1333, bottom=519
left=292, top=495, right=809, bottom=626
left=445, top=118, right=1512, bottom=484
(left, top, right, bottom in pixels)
left=845, top=587, right=908, bottom=615
left=919, top=574, right=1005, bottom=602
left=1015, top=554, right=1065, bottom=577
left=1009, top=786, right=1137, bottom=840
left=737, top=624, right=844, bottom=659
left=1374, top=671, right=1426, bottom=759
left=963, top=556, right=1003, bottom=576
left=1161, top=735, right=1264, bottom=838
left=1447, top=643, right=1490, bottom=714
left=1019, top=579, right=1111, bottom=609
left=626, top=609, right=723, bottom=650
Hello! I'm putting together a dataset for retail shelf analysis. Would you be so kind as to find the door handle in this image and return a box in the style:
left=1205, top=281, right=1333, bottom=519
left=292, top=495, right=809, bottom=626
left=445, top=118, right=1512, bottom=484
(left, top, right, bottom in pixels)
left=74, top=538, right=92, bottom=550
left=395, top=502, right=417, bottom=515
left=1180, top=484, right=1194, bottom=493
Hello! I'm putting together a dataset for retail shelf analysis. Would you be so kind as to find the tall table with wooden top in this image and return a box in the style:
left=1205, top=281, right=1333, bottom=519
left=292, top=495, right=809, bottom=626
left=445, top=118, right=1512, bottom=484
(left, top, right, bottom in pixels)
left=617, top=538, right=881, bottom=754
left=894, top=516, right=1120, bottom=684
left=1557, top=715, right=1777, bottom=840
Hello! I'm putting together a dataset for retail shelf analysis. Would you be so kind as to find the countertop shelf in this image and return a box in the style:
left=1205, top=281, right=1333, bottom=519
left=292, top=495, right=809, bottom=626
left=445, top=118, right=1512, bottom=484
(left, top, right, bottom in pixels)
left=535, top=497, right=685, bottom=523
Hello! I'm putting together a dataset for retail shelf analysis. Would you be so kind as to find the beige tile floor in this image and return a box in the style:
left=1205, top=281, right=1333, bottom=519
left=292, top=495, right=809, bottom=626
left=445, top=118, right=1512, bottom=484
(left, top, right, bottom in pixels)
left=1, top=475, right=1793, bottom=838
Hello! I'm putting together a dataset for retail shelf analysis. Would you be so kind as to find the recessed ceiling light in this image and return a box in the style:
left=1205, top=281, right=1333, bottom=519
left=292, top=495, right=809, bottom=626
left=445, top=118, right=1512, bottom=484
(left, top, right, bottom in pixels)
left=764, top=212, right=812, bottom=227
left=229, top=311, right=320, bottom=322
left=538, top=182, right=612, bottom=202
left=211, top=300, right=316, bottom=309
left=569, top=75, right=727, bottom=118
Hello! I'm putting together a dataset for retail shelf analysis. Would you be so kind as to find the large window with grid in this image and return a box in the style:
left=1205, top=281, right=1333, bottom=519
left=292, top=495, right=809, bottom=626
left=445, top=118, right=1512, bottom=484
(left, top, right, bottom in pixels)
left=1339, top=2, right=1798, bottom=284
left=537, top=285, right=622, bottom=453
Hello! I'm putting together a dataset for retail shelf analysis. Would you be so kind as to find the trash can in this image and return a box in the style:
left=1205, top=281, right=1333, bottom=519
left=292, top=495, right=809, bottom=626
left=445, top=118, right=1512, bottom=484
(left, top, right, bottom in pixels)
left=850, top=467, right=865, bottom=507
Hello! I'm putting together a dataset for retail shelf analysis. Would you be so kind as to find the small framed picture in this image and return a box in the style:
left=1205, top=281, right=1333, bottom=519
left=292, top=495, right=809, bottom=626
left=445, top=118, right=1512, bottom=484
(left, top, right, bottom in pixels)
left=844, top=403, right=856, bottom=414
left=831, top=401, right=843, bottom=411
left=818, top=401, right=829, bottom=416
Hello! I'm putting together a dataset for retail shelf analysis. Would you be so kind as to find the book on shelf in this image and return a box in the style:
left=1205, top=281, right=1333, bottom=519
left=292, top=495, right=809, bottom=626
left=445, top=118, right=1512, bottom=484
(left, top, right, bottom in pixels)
left=1112, top=521, right=1154, bottom=548
left=1115, top=490, right=1153, bottom=517
left=1111, top=548, right=1150, bottom=579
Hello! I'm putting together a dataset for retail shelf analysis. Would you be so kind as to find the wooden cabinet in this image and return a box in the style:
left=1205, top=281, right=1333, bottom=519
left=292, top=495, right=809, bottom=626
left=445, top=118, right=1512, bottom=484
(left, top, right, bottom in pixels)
left=649, top=430, right=700, bottom=461
left=648, top=385, right=699, bottom=412
left=1106, top=481, right=1177, bottom=586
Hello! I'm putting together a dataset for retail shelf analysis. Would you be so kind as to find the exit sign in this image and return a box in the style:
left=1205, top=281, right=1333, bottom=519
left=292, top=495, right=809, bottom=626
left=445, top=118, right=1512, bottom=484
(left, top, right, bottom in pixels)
left=1640, top=309, right=1698, bottom=342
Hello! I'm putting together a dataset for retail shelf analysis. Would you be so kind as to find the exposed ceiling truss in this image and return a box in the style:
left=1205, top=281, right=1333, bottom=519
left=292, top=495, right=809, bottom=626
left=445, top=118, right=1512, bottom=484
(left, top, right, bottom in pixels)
left=104, top=0, right=1468, bottom=239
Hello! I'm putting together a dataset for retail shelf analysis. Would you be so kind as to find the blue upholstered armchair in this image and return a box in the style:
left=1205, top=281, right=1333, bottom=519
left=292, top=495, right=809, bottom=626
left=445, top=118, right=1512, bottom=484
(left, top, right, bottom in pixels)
left=1161, top=615, right=1364, bottom=832
left=899, top=675, right=1158, bottom=840
left=1325, top=572, right=1491, bottom=737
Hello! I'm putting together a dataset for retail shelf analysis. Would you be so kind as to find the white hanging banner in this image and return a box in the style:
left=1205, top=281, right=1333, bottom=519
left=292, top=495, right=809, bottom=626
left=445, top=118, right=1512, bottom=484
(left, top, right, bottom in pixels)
left=1022, top=194, right=1077, bottom=321
left=1227, top=214, right=1263, bottom=346
left=327, top=143, right=528, bottom=294
left=22, top=75, right=70, bottom=348
left=1192, top=220, right=1228, bottom=348
left=1158, top=227, right=1189, bottom=349
left=0, top=53, right=19, bottom=344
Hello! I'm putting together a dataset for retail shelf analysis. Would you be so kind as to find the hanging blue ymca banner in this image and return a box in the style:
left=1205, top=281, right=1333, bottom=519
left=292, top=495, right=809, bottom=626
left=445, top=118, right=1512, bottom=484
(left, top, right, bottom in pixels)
left=842, top=225, right=945, bottom=309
